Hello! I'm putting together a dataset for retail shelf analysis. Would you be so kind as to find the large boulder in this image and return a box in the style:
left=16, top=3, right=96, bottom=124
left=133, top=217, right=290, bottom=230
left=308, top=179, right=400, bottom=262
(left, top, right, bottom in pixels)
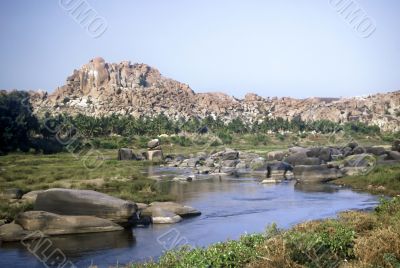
left=250, top=157, right=267, bottom=171
left=15, top=211, right=123, bottom=235
left=352, top=146, right=366, bottom=155
left=284, top=153, right=321, bottom=166
left=392, top=140, right=400, bottom=152
left=306, top=147, right=332, bottom=162
left=34, top=189, right=137, bottom=224
left=342, top=154, right=376, bottom=168
left=365, top=147, right=387, bottom=156
left=147, top=139, right=160, bottom=149
left=318, top=148, right=332, bottom=162
left=387, top=151, right=400, bottom=160
left=293, top=165, right=343, bottom=183
left=142, top=202, right=201, bottom=218
left=266, top=150, right=287, bottom=161
left=222, top=149, right=239, bottom=160
left=221, top=160, right=239, bottom=168
left=118, top=148, right=135, bottom=160
left=0, top=223, right=44, bottom=242
left=147, top=150, right=163, bottom=161
left=289, top=147, right=310, bottom=154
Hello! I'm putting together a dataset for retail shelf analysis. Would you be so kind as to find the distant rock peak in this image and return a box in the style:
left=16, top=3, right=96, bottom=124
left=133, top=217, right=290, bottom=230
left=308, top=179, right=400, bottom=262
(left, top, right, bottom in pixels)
left=29, top=58, right=400, bottom=132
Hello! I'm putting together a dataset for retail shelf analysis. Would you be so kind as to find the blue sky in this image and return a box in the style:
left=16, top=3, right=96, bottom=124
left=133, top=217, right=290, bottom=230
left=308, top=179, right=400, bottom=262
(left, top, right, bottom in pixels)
left=0, top=0, right=399, bottom=98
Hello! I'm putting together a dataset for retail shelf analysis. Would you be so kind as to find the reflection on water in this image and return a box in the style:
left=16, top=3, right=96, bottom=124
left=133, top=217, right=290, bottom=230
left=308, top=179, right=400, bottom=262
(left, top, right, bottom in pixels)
left=294, top=182, right=340, bottom=193
left=0, top=167, right=379, bottom=268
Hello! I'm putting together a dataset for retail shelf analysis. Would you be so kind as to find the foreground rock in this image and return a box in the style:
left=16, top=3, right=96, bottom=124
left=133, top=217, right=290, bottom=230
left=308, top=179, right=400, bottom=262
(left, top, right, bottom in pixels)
left=0, top=223, right=46, bottom=242
left=15, top=211, right=123, bottom=235
left=294, top=165, right=343, bottom=183
left=142, top=202, right=201, bottom=224
left=34, top=189, right=137, bottom=224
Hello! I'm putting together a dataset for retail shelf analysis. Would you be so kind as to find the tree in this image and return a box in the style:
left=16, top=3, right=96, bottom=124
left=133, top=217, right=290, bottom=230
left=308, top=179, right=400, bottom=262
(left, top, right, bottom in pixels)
left=0, top=91, right=39, bottom=153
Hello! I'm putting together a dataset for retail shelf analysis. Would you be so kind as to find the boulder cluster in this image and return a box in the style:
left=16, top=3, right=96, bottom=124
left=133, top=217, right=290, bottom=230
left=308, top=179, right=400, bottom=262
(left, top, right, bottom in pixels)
left=28, top=57, right=400, bottom=132
left=0, top=188, right=200, bottom=242
left=165, top=140, right=400, bottom=183
left=117, top=139, right=163, bottom=161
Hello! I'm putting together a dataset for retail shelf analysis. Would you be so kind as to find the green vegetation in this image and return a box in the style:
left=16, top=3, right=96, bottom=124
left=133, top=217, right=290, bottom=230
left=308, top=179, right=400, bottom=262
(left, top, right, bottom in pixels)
left=0, top=91, right=386, bottom=156
left=334, top=163, right=400, bottom=196
left=134, top=198, right=400, bottom=268
left=0, top=151, right=173, bottom=220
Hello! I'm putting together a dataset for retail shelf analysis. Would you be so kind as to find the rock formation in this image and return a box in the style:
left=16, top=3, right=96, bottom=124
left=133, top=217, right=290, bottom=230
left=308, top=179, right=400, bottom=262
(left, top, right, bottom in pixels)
left=27, top=57, right=400, bottom=131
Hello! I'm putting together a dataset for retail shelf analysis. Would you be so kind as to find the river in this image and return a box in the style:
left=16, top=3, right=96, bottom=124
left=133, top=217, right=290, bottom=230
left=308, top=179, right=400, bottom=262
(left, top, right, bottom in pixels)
left=0, top=167, right=379, bottom=268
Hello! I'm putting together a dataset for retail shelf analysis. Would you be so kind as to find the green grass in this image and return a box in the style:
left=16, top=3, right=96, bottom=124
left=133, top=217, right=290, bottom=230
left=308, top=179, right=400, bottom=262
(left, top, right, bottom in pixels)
left=334, top=163, right=400, bottom=196
left=0, top=150, right=173, bottom=220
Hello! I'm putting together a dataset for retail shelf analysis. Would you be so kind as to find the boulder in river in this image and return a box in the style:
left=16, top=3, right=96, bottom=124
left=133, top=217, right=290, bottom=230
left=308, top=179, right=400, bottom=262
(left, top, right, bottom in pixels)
left=34, top=188, right=138, bottom=224
left=151, top=208, right=182, bottom=224
left=294, top=165, right=343, bottom=183
left=285, top=153, right=321, bottom=166
left=15, top=211, right=123, bottom=235
left=147, top=150, right=163, bottom=161
left=118, top=148, right=136, bottom=160
left=266, top=150, right=287, bottom=161
left=142, top=202, right=201, bottom=218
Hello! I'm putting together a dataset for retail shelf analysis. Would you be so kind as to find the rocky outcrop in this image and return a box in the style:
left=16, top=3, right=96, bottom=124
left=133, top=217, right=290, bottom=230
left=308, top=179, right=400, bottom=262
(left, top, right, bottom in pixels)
left=294, top=165, right=343, bottom=183
left=15, top=211, right=123, bottom=235
left=118, top=148, right=136, bottom=160
left=28, top=58, right=400, bottom=132
left=34, top=189, right=137, bottom=224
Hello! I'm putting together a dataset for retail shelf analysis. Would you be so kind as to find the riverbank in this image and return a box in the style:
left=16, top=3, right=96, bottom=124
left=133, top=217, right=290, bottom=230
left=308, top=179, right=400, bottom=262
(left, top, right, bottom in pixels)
left=132, top=197, right=400, bottom=268
left=0, top=151, right=173, bottom=221
left=333, top=163, right=400, bottom=196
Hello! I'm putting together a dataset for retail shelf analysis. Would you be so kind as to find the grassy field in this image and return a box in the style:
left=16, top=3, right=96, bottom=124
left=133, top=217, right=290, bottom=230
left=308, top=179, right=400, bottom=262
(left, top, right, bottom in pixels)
left=334, top=163, right=400, bottom=196
left=0, top=150, right=173, bottom=220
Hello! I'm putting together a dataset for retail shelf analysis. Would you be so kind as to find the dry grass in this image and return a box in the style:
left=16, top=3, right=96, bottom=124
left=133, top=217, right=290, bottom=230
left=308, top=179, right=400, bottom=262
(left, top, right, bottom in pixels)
left=354, top=225, right=400, bottom=267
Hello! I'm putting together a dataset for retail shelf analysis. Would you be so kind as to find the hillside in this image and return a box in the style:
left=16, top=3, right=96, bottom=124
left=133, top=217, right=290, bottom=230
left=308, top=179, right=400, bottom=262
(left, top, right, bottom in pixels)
left=29, top=57, right=400, bottom=131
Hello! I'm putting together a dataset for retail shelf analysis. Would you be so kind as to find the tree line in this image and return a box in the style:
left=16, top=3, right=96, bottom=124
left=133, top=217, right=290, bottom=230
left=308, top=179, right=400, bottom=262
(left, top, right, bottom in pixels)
left=0, top=90, right=381, bottom=154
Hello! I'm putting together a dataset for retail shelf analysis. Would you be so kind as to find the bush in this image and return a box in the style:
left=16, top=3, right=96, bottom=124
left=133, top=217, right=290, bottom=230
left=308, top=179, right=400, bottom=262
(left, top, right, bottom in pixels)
left=171, top=136, right=192, bottom=147
left=137, top=234, right=266, bottom=268
left=217, top=131, right=232, bottom=145
left=285, top=220, right=355, bottom=267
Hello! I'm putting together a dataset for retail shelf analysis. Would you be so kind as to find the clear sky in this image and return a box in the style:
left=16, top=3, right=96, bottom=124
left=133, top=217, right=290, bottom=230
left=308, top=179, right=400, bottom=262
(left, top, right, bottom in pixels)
left=0, top=0, right=399, bottom=98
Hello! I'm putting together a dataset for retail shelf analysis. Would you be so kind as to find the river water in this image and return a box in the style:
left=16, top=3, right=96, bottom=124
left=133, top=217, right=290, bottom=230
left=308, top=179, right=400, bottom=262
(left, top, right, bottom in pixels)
left=0, top=167, right=378, bottom=268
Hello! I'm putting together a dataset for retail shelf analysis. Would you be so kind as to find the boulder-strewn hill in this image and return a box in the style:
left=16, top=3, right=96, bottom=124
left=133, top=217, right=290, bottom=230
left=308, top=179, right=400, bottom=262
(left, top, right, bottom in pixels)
left=29, top=57, right=400, bottom=131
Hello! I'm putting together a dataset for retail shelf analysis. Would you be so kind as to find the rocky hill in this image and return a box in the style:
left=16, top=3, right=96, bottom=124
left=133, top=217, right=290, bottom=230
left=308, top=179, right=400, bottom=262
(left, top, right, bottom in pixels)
left=29, top=57, right=400, bottom=132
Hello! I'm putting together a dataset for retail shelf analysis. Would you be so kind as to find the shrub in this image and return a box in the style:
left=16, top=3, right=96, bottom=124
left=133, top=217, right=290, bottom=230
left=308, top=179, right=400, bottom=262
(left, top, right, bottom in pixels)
left=139, top=234, right=266, bottom=268
left=284, top=220, right=355, bottom=267
left=217, top=131, right=233, bottom=144
left=171, top=136, right=192, bottom=147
